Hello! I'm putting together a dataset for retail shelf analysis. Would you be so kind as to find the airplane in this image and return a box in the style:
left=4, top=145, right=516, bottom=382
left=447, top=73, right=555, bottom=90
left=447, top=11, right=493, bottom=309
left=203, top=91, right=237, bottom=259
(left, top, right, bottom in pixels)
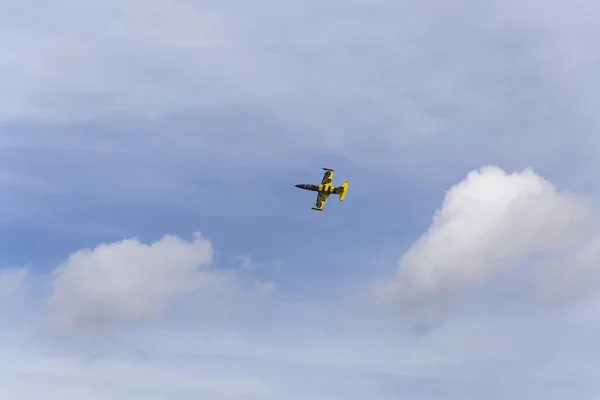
left=295, top=168, right=348, bottom=211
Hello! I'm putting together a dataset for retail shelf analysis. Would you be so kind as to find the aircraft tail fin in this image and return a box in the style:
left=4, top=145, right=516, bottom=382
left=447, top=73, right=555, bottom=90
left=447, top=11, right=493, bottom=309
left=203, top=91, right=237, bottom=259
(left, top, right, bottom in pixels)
left=338, top=181, right=348, bottom=201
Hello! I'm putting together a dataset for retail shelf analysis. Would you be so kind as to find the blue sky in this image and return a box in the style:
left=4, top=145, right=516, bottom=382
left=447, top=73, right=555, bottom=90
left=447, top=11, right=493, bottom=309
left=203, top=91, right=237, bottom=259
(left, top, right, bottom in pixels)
left=2, top=0, right=600, bottom=398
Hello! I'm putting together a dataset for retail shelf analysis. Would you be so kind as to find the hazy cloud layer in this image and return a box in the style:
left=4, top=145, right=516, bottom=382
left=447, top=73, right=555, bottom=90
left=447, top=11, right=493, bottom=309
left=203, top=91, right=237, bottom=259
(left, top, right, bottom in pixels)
left=2, top=298, right=600, bottom=400
left=2, top=0, right=599, bottom=171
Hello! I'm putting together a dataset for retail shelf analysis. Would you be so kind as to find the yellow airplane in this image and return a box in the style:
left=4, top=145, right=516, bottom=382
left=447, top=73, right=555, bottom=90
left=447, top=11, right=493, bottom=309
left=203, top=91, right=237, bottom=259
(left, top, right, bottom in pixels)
left=295, top=168, right=348, bottom=211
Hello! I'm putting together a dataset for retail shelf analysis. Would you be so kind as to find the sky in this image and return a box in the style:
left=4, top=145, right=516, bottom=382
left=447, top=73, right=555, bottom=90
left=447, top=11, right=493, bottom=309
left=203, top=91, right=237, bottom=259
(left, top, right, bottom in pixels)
left=1, top=0, right=600, bottom=398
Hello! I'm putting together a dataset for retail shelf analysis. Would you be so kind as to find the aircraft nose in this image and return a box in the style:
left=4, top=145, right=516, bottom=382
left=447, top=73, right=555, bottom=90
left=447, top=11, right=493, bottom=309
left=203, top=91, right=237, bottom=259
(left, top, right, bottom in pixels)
left=295, top=184, right=303, bottom=188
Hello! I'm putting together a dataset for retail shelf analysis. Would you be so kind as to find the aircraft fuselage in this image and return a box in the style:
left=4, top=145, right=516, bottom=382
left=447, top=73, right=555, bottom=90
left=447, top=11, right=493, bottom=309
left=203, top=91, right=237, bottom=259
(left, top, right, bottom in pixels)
left=295, top=183, right=338, bottom=194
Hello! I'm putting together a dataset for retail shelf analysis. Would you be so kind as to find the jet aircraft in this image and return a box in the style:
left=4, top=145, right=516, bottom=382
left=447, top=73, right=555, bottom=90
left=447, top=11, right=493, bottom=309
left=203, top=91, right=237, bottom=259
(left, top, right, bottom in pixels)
left=295, top=168, right=348, bottom=211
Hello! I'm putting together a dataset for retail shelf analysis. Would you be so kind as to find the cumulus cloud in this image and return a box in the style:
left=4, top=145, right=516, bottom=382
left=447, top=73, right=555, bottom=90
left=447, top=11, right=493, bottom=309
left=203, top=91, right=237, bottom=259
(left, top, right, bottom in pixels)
left=374, top=166, right=600, bottom=310
left=44, top=232, right=231, bottom=332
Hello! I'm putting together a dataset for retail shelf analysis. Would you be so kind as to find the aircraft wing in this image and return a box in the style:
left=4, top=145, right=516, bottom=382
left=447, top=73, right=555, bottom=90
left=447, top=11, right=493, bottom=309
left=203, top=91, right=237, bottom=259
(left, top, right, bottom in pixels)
left=312, top=192, right=330, bottom=211
left=321, top=168, right=334, bottom=184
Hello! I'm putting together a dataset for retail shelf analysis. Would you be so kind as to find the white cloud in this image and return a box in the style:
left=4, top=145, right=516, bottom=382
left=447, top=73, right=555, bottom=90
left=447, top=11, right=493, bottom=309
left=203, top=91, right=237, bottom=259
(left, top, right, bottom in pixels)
left=0, top=266, right=28, bottom=297
left=42, top=232, right=276, bottom=335
left=44, top=232, right=222, bottom=332
left=374, top=166, right=600, bottom=310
